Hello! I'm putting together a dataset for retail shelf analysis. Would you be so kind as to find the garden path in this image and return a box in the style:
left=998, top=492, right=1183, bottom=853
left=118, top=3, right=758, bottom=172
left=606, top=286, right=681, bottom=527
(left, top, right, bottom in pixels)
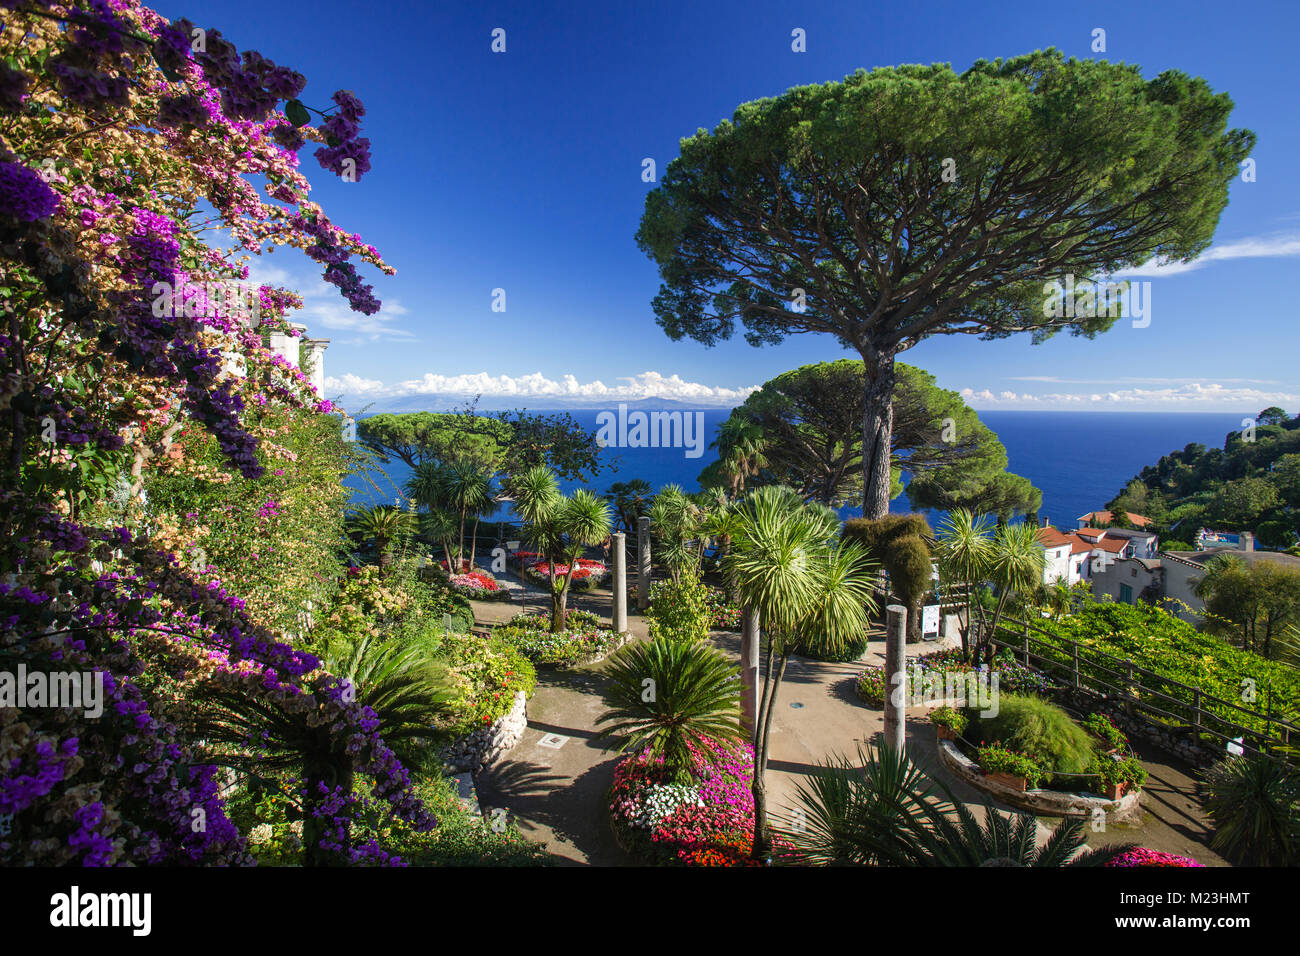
left=465, top=582, right=1227, bottom=866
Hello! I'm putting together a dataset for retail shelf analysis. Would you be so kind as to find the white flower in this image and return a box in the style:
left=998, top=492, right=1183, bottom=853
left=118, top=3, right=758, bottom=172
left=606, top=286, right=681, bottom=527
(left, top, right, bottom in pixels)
left=248, top=823, right=274, bottom=846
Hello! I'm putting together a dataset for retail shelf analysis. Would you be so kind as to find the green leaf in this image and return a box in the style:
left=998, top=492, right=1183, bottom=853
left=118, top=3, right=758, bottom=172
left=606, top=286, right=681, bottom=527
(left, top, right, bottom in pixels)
left=285, top=99, right=310, bottom=128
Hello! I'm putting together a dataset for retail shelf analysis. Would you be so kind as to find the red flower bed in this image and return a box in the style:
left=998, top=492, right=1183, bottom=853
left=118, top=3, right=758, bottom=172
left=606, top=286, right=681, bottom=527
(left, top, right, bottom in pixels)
left=610, top=737, right=784, bottom=866
left=1106, top=847, right=1204, bottom=867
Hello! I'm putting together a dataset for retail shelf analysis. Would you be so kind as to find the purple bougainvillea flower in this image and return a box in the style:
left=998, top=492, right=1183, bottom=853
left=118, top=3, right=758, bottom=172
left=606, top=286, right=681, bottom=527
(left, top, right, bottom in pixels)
left=0, top=161, right=60, bottom=222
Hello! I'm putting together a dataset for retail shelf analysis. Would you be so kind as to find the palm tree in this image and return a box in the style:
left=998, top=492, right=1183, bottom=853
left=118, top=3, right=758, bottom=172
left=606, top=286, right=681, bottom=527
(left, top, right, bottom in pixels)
left=934, top=508, right=993, bottom=660
left=648, top=483, right=706, bottom=584
left=726, top=485, right=877, bottom=858
left=597, top=637, right=742, bottom=783
left=982, top=521, right=1046, bottom=662
left=779, top=743, right=1134, bottom=867
left=604, top=479, right=652, bottom=535
left=1202, top=752, right=1300, bottom=866
left=510, top=465, right=612, bottom=631
left=347, top=504, right=414, bottom=572
left=713, top=419, right=769, bottom=498
left=442, top=459, right=496, bottom=572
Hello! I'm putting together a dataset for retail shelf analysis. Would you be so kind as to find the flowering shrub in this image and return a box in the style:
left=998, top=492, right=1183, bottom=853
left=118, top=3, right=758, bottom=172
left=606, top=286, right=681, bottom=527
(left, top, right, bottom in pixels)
left=1083, top=712, right=1129, bottom=751
left=434, top=631, right=537, bottom=736
left=856, top=648, right=1053, bottom=710
left=516, top=552, right=609, bottom=592
left=1106, top=847, right=1204, bottom=867
left=610, top=736, right=769, bottom=866
left=493, top=611, right=616, bottom=667
left=857, top=666, right=887, bottom=707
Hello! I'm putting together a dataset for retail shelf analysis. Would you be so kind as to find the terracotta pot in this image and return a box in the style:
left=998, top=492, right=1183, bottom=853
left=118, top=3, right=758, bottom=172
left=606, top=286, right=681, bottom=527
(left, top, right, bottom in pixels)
left=936, top=725, right=957, bottom=741
left=1102, top=782, right=1127, bottom=800
left=988, top=771, right=1028, bottom=792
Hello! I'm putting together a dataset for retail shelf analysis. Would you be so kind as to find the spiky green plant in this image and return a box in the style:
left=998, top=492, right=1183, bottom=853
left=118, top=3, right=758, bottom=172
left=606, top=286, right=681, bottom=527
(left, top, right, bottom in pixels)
left=778, top=743, right=1134, bottom=867
left=1203, top=753, right=1300, bottom=866
left=725, top=484, right=877, bottom=857
left=935, top=508, right=994, bottom=659
left=597, top=636, right=742, bottom=782
left=347, top=504, right=415, bottom=571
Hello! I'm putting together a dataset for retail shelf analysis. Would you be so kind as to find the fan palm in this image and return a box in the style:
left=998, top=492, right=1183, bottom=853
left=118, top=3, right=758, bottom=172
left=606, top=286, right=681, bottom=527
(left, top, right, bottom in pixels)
left=597, top=636, right=742, bottom=782
left=726, top=484, right=877, bottom=857
left=779, top=743, right=1134, bottom=867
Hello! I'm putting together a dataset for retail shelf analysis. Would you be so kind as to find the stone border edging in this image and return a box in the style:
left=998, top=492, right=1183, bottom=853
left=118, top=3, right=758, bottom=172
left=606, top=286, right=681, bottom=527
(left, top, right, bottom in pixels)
left=440, top=690, right=528, bottom=773
left=935, top=736, right=1141, bottom=823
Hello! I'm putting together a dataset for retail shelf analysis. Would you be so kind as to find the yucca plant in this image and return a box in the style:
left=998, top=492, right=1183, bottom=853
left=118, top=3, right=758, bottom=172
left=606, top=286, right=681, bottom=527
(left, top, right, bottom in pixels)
left=983, top=520, right=1045, bottom=662
left=934, top=508, right=994, bottom=660
left=510, top=465, right=611, bottom=631
left=1203, top=752, right=1300, bottom=866
left=597, top=636, right=742, bottom=782
left=726, top=484, right=877, bottom=858
left=778, top=743, right=1134, bottom=867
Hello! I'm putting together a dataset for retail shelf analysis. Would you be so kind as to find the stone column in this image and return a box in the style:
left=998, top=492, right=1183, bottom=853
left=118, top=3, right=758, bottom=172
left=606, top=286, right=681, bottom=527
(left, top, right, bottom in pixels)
left=884, top=604, right=907, bottom=755
left=612, top=532, right=627, bottom=634
left=636, top=516, right=651, bottom=610
left=740, top=606, right=760, bottom=742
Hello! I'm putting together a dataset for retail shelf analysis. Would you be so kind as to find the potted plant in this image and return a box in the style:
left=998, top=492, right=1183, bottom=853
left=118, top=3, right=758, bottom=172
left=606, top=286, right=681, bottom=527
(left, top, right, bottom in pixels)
left=1094, top=754, right=1147, bottom=800
left=1083, top=713, right=1128, bottom=754
left=930, top=705, right=968, bottom=742
left=976, top=744, right=1043, bottom=792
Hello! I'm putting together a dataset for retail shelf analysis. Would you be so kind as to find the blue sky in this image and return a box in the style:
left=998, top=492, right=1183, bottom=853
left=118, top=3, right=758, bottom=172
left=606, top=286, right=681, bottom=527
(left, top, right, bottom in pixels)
left=169, top=0, right=1300, bottom=412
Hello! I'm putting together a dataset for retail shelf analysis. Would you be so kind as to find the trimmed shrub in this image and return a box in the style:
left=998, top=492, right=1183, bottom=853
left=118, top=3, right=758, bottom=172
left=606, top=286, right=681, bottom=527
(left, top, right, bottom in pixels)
left=647, top=571, right=712, bottom=643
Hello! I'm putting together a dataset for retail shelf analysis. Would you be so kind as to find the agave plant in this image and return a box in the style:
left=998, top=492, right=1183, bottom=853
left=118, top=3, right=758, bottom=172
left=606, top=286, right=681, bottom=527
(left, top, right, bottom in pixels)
left=597, top=636, right=742, bottom=782
left=779, top=743, right=1134, bottom=867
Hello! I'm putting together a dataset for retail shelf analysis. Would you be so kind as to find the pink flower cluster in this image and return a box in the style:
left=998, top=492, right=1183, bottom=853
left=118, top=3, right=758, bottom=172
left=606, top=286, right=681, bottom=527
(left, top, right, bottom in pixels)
left=610, top=736, right=760, bottom=865
left=1106, top=847, right=1204, bottom=867
left=449, top=571, right=500, bottom=593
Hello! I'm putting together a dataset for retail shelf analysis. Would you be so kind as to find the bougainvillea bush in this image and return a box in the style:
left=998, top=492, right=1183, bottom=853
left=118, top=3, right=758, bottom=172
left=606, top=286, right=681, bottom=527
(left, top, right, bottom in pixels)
left=0, top=0, right=438, bottom=865
left=609, top=737, right=772, bottom=866
left=492, top=610, right=617, bottom=667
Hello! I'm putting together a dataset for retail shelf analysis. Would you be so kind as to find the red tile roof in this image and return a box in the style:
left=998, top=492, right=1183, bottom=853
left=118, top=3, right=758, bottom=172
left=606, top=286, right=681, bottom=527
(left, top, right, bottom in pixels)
left=1079, top=510, right=1152, bottom=528
left=1069, top=538, right=1094, bottom=555
left=1036, top=527, right=1073, bottom=548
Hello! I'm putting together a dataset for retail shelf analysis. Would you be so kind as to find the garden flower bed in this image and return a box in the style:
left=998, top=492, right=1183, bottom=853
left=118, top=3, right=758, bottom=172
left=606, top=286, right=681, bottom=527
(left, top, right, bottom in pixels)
left=703, top=586, right=741, bottom=631
left=856, top=647, right=1055, bottom=708
left=447, top=570, right=512, bottom=601
left=609, top=737, right=771, bottom=866
left=492, top=611, right=624, bottom=667
left=1105, top=848, right=1204, bottom=867
left=511, top=551, right=610, bottom=592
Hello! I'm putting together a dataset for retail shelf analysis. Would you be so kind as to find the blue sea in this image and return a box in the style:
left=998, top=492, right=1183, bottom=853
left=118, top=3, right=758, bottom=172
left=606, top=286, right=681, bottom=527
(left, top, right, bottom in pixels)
left=345, top=410, right=1247, bottom=528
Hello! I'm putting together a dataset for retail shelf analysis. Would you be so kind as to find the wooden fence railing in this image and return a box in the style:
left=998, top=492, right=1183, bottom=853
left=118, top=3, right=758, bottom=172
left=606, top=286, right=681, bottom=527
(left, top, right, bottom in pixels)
left=988, top=615, right=1298, bottom=763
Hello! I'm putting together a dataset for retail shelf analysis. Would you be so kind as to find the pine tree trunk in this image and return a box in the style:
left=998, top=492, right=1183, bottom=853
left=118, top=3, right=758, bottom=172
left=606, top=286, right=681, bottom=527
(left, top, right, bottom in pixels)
left=860, top=349, right=896, bottom=520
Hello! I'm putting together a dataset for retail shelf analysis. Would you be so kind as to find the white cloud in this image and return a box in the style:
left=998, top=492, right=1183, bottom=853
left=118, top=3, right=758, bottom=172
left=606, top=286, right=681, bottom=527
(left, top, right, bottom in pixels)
left=245, top=260, right=412, bottom=343
left=1114, top=233, right=1300, bottom=278
left=961, top=382, right=1300, bottom=411
left=324, top=369, right=760, bottom=406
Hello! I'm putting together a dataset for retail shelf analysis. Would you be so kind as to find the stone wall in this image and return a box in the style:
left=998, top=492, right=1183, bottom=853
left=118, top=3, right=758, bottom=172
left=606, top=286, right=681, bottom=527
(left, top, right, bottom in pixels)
left=936, top=737, right=1142, bottom=824
left=440, top=690, right=528, bottom=773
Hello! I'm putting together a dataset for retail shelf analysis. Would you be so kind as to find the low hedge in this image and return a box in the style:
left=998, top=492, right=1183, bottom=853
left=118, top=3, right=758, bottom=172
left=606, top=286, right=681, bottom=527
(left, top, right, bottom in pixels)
left=493, top=611, right=619, bottom=667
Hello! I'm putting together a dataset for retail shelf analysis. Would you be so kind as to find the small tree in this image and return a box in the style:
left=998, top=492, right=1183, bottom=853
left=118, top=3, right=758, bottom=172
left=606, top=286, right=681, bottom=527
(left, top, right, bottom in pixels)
left=510, top=466, right=611, bottom=632
left=727, top=486, right=877, bottom=858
